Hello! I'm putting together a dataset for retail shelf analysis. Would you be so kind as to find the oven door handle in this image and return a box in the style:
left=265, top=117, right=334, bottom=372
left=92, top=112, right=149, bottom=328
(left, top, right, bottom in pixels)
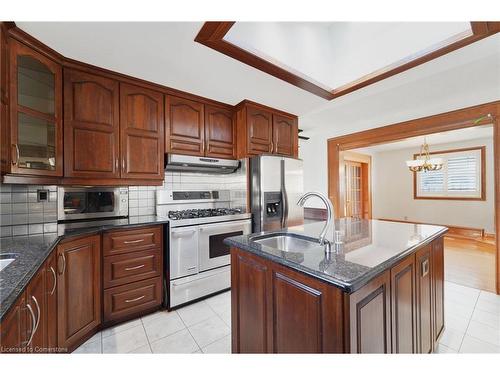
left=171, top=229, right=197, bottom=238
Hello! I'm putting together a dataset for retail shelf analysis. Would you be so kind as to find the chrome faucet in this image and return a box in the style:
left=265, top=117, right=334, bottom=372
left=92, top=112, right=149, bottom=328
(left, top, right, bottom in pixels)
left=297, top=192, right=335, bottom=246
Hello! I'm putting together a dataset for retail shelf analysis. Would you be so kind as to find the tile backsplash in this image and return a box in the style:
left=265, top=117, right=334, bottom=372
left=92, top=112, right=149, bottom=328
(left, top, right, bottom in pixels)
left=0, top=184, right=58, bottom=237
left=128, top=186, right=156, bottom=216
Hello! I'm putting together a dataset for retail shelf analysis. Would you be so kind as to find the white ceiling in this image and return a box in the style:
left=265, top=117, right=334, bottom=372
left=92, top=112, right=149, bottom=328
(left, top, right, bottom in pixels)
left=16, top=22, right=500, bottom=137
left=354, top=124, right=494, bottom=154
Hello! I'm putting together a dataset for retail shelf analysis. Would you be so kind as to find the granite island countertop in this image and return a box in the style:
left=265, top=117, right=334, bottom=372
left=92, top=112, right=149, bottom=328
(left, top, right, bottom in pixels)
left=224, top=218, right=448, bottom=293
left=0, top=215, right=169, bottom=320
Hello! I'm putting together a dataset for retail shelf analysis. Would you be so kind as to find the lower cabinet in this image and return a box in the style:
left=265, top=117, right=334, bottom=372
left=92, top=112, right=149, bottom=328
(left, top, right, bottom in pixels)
left=56, top=235, right=102, bottom=351
left=0, top=295, right=27, bottom=351
left=25, top=267, right=47, bottom=352
left=45, top=252, right=58, bottom=351
left=231, top=235, right=446, bottom=354
left=349, top=271, right=392, bottom=353
left=231, top=248, right=345, bottom=353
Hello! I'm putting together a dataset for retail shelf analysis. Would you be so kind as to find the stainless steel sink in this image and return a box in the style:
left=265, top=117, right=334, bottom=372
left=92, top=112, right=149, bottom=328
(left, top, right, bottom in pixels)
left=250, top=233, right=323, bottom=252
left=0, top=253, right=18, bottom=272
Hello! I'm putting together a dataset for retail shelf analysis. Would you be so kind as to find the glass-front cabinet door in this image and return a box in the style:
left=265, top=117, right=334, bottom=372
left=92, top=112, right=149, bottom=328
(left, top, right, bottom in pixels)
left=9, top=38, right=62, bottom=176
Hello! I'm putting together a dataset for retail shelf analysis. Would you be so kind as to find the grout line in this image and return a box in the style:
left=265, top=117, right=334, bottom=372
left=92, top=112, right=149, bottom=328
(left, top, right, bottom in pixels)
left=457, top=290, right=481, bottom=353
left=140, top=320, right=154, bottom=354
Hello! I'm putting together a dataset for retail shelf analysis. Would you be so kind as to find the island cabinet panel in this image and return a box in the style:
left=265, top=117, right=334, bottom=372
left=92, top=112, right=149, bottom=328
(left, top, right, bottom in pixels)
left=231, top=248, right=346, bottom=354
left=349, top=271, right=392, bottom=353
left=57, top=235, right=101, bottom=351
left=416, top=245, right=433, bottom=353
left=432, top=237, right=444, bottom=345
left=390, top=254, right=417, bottom=353
left=204, top=105, right=236, bottom=159
left=165, top=95, right=205, bottom=156
left=272, top=272, right=323, bottom=353
left=64, top=69, right=120, bottom=178
left=119, top=83, right=164, bottom=180
left=231, top=251, right=271, bottom=353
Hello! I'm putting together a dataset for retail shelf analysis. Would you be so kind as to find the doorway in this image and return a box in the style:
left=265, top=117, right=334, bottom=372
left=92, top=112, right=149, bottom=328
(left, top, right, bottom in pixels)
left=327, top=101, right=500, bottom=294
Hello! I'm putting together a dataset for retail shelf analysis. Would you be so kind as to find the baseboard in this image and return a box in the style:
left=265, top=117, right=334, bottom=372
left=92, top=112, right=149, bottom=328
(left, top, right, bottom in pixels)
left=304, top=207, right=328, bottom=220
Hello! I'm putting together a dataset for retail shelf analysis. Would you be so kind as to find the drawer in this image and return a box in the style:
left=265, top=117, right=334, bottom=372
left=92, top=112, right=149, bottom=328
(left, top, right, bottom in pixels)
left=103, top=277, right=162, bottom=323
left=103, top=248, right=163, bottom=288
left=103, top=225, right=162, bottom=256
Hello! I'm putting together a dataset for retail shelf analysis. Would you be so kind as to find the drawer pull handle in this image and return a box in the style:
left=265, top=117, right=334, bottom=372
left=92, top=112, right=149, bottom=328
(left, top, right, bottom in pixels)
left=125, top=295, right=145, bottom=303
left=123, top=239, right=145, bottom=244
left=49, top=266, right=57, bottom=295
left=187, top=266, right=197, bottom=271
left=422, top=259, right=430, bottom=277
left=125, top=264, right=145, bottom=271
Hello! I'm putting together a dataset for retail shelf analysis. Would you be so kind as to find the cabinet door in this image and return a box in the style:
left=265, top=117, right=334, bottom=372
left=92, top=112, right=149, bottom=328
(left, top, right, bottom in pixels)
left=0, top=294, right=27, bottom=352
left=231, top=250, right=271, bottom=353
left=432, top=237, right=444, bottom=345
left=165, top=95, right=204, bottom=156
left=57, top=235, right=101, bottom=350
left=272, top=114, right=297, bottom=157
left=204, top=105, right=235, bottom=159
left=9, top=38, right=63, bottom=176
left=25, top=266, right=47, bottom=352
left=246, top=105, right=273, bottom=155
left=45, top=252, right=58, bottom=352
left=120, top=83, right=164, bottom=179
left=349, top=271, right=391, bottom=353
left=390, top=255, right=416, bottom=353
left=64, top=69, right=120, bottom=178
left=416, top=245, right=433, bottom=353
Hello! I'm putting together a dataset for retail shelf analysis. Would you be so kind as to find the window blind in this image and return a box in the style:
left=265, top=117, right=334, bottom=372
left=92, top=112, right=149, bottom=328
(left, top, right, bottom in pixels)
left=415, top=148, right=483, bottom=199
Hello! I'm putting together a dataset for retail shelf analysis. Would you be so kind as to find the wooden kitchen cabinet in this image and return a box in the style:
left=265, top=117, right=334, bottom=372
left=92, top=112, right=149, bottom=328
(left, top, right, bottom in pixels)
left=45, top=251, right=58, bottom=351
left=0, top=295, right=27, bottom=352
left=57, top=234, right=101, bottom=351
left=204, top=105, right=236, bottom=159
left=231, top=248, right=345, bottom=353
left=432, top=237, right=445, bottom=345
left=165, top=95, right=205, bottom=156
left=25, top=266, right=47, bottom=352
left=390, top=254, right=416, bottom=353
left=273, top=113, right=298, bottom=156
left=416, top=245, right=433, bottom=353
left=63, top=68, right=120, bottom=179
left=120, top=83, right=164, bottom=180
left=349, top=271, right=392, bottom=353
left=7, top=38, right=63, bottom=176
left=235, top=100, right=298, bottom=158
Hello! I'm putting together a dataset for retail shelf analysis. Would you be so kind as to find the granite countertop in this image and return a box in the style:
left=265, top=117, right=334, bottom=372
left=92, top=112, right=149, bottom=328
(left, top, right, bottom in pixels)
left=0, top=215, right=169, bottom=320
left=224, top=218, right=448, bottom=293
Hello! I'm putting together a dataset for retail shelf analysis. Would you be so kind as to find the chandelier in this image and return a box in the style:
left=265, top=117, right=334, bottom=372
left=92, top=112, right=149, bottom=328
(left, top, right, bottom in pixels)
left=406, top=138, right=443, bottom=172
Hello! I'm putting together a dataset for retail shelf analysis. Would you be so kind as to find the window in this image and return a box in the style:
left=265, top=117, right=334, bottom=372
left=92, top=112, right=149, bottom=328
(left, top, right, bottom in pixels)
left=414, top=146, right=485, bottom=200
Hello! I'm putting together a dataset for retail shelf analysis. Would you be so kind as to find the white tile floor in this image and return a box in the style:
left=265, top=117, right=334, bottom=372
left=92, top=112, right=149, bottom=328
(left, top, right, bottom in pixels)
left=74, top=281, right=500, bottom=354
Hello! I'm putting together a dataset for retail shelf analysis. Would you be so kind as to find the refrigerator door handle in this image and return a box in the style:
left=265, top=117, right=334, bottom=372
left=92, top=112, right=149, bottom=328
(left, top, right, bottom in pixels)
left=281, top=159, right=288, bottom=228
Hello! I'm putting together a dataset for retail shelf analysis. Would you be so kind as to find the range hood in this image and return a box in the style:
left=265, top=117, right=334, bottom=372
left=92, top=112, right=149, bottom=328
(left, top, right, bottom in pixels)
left=165, top=154, right=240, bottom=174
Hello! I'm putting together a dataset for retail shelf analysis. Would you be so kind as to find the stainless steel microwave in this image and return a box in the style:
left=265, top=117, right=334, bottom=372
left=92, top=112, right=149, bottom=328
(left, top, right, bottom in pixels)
left=57, top=187, right=129, bottom=221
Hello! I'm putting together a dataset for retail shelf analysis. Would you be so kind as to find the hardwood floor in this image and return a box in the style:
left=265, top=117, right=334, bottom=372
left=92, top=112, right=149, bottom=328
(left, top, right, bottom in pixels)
left=444, top=237, right=496, bottom=293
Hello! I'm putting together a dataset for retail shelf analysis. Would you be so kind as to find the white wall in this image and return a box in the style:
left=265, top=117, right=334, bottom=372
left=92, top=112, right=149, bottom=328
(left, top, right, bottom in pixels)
left=369, top=137, right=495, bottom=233
left=299, top=33, right=500, bottom=209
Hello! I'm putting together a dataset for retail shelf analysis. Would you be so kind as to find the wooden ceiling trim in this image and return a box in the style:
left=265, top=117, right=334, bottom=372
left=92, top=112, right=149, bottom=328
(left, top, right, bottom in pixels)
left=195, top=21, right=500, bottom=101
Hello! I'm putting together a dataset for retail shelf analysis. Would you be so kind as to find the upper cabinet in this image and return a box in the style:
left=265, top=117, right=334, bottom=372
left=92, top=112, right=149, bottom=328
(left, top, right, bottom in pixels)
left=120, top=83, right=164, bottom=180
left=165, top=95, right=205, bottom=156
left=64, top=68, right=120, bottom=179
left=165, top=95, right=236, bottom=159
left=8, top=38, right=63, bottom=176
left=204, top=105, right=236, bottom=159
left=236, top=101, right=298, bottom=159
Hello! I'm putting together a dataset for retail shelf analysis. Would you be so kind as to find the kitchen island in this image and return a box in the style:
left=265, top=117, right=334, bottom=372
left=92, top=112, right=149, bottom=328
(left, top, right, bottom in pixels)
left=224, top=218, right=447, bottom=354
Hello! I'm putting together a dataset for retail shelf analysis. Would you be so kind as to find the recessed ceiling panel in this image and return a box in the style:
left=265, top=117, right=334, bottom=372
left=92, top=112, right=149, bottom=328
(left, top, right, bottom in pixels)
left=224, top=22, right=473, bottom=91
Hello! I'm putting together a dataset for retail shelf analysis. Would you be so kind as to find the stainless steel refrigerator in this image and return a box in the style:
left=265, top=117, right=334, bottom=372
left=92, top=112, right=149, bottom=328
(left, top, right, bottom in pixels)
left=250, top=155, right=304, bottom=232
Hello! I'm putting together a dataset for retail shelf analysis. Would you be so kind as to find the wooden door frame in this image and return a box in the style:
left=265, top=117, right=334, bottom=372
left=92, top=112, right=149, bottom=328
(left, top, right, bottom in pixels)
left=327, top=100, right=500, bottom=294
left=342, top=151, right=372, bottom=219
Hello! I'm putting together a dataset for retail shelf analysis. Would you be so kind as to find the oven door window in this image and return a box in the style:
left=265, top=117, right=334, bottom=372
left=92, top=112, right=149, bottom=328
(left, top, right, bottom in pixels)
left=63, top=192, right=115, bottom=214
left=209, top=231, right=243, bottom=259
